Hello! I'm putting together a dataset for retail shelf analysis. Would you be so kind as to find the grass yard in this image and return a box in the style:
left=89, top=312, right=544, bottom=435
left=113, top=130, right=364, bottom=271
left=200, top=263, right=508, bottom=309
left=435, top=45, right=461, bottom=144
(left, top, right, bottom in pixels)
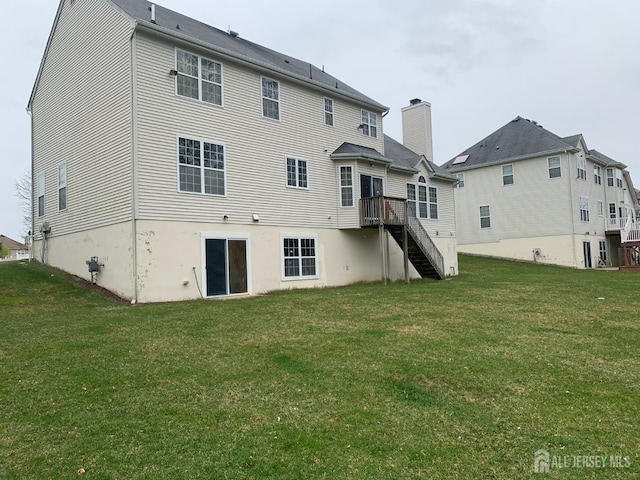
left=1, top=255, right=639, bottom=479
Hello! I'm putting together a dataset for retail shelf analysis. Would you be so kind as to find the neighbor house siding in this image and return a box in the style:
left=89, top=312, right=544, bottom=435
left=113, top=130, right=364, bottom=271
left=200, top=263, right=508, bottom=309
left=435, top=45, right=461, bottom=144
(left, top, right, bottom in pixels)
left=133, top=32, right=384, bottom=228
left=30, top=0, right=133, bottom=239
left=455, top=153, right=572, bottom=245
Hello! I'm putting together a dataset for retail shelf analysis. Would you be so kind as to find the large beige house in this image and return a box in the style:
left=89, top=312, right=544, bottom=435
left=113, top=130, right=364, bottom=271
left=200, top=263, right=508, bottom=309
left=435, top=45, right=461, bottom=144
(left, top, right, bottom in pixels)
left=441, top=116, right=639, bottom=269
left=29, top=0, right=458, bottom=302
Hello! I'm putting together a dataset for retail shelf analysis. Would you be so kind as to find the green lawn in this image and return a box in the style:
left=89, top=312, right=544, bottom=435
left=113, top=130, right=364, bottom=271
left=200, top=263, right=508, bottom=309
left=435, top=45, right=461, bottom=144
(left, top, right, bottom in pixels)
left=1, top=256, right=638, bottom=479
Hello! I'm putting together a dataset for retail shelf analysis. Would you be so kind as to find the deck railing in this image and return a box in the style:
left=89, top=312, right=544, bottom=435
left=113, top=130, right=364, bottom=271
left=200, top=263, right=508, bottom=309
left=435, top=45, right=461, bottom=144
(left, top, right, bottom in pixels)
left=360, top=196, right=445, bottom=278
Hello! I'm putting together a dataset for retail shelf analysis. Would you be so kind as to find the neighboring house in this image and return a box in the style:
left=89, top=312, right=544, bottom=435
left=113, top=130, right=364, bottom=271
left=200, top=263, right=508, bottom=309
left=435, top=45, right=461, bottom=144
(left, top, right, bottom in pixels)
left=0, top=235, right=29, bottom=261
left=441, top=116, right=639, bottom=269
left=29, top=0, right=457, bottom=302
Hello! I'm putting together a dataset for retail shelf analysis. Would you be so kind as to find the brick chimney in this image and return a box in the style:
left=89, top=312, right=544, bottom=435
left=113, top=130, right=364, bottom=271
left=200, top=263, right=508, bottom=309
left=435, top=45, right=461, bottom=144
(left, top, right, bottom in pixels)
left=401, top=99, right=433, bottom=161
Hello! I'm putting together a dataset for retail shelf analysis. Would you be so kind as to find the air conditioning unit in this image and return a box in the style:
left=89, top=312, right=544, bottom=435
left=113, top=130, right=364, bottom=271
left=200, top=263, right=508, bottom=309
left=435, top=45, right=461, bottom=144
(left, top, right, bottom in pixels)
left=40, top=222, right=51, bottom=234
left=533, top=248, right=542, bottom=257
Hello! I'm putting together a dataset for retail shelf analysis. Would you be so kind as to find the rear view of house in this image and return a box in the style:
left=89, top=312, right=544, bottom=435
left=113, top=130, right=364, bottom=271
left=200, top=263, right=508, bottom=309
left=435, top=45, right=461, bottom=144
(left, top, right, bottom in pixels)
left=29, top=0, right=457, bottom=302
left=442, top=116, right=639, bottom=268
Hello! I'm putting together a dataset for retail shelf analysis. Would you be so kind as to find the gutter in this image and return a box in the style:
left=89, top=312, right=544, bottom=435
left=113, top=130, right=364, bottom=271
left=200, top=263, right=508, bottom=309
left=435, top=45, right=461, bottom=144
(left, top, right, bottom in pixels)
left=445, top=147, right=580, bottom=173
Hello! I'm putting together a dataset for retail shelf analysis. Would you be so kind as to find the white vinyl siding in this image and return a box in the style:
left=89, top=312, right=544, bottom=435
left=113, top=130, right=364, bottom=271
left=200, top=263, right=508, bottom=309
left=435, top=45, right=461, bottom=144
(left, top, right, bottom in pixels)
left=502, top=164, right=514, bottom=186
left=178, top=137, right=225, bottom=196
left=37, top=172, right=45, bottom=217
left=361, top=110, right=377, bottom=138
left=324, top=97, right=334, bottom=126
left=479, top=205, right=491, bottom=228
left=57, top=162, right=67, bottom=211
left=282, top=236, right=318, bottom=280
left=30, top=0, right=132, bottom=235
left=548, top=156, right=562, bottom=178
left=339, top=166, right=353, bottom=207
left=175, top=49, right=223, bottom=105
left=286, top=157, right=308, bottom=189
left=261, top=77, right=280, bottom=120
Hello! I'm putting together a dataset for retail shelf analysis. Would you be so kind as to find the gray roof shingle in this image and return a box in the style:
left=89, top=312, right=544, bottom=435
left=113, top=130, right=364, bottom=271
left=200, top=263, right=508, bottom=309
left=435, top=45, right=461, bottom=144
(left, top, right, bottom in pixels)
left=442, top=116, right=578, bottom=171
left=109, top=0, right=387, bottom=111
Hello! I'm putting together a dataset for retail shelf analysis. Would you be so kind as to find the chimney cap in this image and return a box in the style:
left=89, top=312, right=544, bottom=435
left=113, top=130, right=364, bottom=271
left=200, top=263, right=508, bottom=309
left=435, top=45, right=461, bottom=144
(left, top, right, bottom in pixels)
left=409, top=98, right=422, bottom=106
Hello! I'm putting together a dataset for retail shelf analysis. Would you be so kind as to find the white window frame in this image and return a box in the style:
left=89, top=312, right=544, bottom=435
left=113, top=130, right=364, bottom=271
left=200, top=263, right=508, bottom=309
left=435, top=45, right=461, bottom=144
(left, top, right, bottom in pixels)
left=339, top=165, right=354, bottom=207
left=200, top=233, right=252, bottom=297
left=286, top=156, right=309, bottom=189
left=177, top=136, right=226, bottom=196
left=261, top=76, right=280, bottom=120
left=281, top=234, right=319, bottom=280
left=579, top=196, right=590, bottom=222
left=428, top=186, right=439, bottom=219
left=37, top=172, right=45, bottom=217
left=175, top=49, right=223, bottom=106
left=407, top=183, right=417, bottom=214
left=324, top=97, right=334, bottom=127
left=594, top=165, right=602, bottom=185
left=606, top=167, right=614, bottom=187
left=454, top=172, right=464, bottom=188
left=361, top=110, right=378, bottom=138
left=597, top=200, right=604, bottom=217
left=599, top=240, right=607, bottom=263
left=616, top=169, right=623, bottom=188
left=548, top=156, right=562, bottom=178
left=502, top=164, right=514, bottom=186
left=577, top=156, right=587, bottom=180
left=57, top=161, right=67, bottom=211
left=417, top=176, right=428, bottom=219
left=479, top=204, right=491, bottom=229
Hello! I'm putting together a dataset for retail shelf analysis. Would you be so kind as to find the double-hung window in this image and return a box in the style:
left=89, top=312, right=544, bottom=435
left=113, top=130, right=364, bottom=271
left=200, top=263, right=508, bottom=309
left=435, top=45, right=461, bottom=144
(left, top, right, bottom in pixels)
left=579, top=196, right=589, bottom=222
left=324, top=97, right=334, bottom=126
left=361, top=110, right=377, bottom=138
left=428, top=187, right=438, bottom=219
left=283, top=236, right=318, bottom=279
left=577, top=156, right=587, bottom=180
left=594, top=165, right=602, bottom=185
left=178, top=137, right=225, bottom=195
left=548, top=156, right=561, bottom=178
left=407, top=184, right=417, bottom=214
left=616, top=169, right=623, bottom=188
left=261, top=77, right=280, bottom=120
left=606, top=168, right=614, bottom=186
left=597, top=200, right=604, bottom=217
left=480, top=205, right=491, bottom=228
left=455, top=172, right=464, bottom=188
left=339, top=166, right=353, bottom=207
left=57, top=162, right=67, bottom=211
left=286, top=157, right=308, bottom=189
left=418, top=176, right=428, bottom=218
left=37, top=172, right=45, bottom=217
left=502, top=164, right=514, bottom=185
left=176, top=50, right=222, bottom=105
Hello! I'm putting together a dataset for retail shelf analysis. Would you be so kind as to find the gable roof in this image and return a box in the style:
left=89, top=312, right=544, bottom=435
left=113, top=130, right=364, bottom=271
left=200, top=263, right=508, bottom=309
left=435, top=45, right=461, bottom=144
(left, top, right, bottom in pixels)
left=331, top=137, right=456, bottom=181
left=30, top=0, right=388, bottom=112
left=441, top=116, right=581, bottom=171
left=0, top=235, right=27, bottom=250
left=111, top=0, right=387, bottom=111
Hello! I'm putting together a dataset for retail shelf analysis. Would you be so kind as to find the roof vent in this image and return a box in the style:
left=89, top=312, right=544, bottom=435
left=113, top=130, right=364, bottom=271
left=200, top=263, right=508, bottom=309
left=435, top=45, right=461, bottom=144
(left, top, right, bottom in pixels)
left=410, top=98, right=422, bottom=106
left=228, top=28, right=239, bottom=38
left=149, top=4, right=156, bottom=23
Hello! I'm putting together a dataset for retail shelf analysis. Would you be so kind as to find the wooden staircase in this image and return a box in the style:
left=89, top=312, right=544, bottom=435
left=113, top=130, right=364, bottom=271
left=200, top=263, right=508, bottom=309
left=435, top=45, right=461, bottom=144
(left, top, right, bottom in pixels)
left=360, top=196, right=445, bottom=280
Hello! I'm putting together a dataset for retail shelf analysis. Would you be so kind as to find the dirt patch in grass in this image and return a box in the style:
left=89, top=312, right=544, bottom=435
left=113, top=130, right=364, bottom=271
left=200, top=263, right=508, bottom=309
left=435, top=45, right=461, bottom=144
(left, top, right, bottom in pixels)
left=63, top=273, right=130, bottom=304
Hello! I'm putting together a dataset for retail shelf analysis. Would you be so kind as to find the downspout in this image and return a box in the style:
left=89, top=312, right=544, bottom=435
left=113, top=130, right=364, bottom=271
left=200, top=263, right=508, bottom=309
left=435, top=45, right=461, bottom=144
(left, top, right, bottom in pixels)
left=566, top=152, right=578, bottom=268
left=27, top=107, right=35, bottom=263
left=129, top=26, right=139, bottom=303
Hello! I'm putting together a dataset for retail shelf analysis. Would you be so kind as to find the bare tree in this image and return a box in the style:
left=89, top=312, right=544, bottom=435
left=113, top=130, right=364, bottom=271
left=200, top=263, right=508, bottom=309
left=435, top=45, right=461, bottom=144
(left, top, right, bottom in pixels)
left=14, top=170, right=32, bottom=237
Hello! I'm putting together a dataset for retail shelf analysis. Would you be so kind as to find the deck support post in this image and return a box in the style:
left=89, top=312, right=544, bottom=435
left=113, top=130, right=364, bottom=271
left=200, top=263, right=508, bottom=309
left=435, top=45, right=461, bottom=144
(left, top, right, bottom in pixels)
left=379, top=196, right=387, bottom=285
left=403, top=224, right=410, bottom=284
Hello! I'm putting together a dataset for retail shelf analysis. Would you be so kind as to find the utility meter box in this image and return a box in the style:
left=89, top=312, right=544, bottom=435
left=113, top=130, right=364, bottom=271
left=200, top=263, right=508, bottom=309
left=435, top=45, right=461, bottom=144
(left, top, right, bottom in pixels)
left=86, top=257, right=100, bottom=273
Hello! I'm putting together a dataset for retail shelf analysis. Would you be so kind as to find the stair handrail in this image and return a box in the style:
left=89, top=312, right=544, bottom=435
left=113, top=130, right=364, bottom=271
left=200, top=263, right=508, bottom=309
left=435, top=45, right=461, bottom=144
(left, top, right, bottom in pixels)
left=404, top=206, right=446, bottom=279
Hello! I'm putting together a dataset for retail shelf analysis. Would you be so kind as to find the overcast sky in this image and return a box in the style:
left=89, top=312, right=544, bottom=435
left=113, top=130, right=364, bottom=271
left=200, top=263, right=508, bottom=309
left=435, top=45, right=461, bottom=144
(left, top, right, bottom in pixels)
left=2, top=0, right=639, bottom=242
